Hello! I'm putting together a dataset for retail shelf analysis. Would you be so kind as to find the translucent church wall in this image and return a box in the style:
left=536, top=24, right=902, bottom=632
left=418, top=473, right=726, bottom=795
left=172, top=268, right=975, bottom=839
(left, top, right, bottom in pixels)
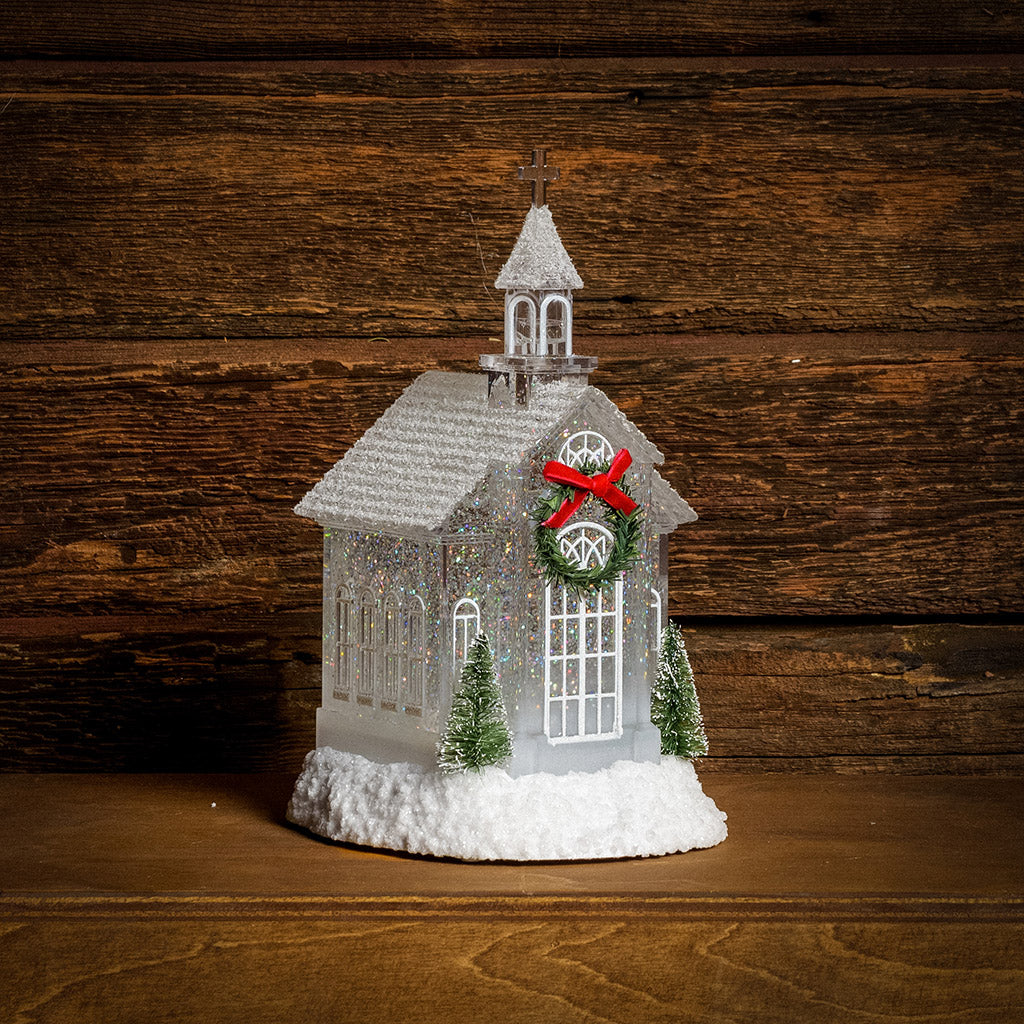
left=501, top=449, right=663, bottom=776
left=444, top=422, right=664, bottom=777
left=316, top=528, right=445, bottom=766
left=314, top=415, right=668, bottom=776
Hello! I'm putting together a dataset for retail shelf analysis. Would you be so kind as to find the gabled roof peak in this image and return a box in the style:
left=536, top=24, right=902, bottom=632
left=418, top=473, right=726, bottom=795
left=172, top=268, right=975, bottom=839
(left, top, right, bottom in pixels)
left=293, top=372, right=687, bottom=534
left=494, top=205, right=583, bottom=292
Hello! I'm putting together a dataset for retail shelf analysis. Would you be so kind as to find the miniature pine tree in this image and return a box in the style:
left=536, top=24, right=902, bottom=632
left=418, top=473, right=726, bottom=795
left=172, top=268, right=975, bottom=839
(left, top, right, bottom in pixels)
left=437, top=633, right=513, bottom=774
left=651, top=623, right=709, bottom=759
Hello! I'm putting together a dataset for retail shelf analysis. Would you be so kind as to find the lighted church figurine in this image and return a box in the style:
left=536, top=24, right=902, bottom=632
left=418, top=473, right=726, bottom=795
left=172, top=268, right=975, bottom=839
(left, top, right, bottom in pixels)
left=286, top=151, right=727, bottom=860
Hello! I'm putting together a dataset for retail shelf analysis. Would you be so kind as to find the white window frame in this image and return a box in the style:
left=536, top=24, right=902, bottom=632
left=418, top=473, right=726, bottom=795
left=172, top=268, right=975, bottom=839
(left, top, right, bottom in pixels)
left=650, top=585, right=663, bottom=651
left=452, top=597, right=481, bottom=674
left=544, top=581, right=623, bottom=743
left=403, top=595, right=426, bottom=715
left=334, top=585, right=355, bottom=700
left=357, top=591, right=376, bottom=705
left=556, top=520, right=615, bottom=573
left=558, top=430, right=614, bottom=469
left=382, top=594, right=401, bottom=709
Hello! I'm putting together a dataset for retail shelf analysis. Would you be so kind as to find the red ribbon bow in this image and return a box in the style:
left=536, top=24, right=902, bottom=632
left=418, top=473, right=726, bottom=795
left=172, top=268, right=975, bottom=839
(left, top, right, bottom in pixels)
left=541, top=448, right=638, bottom=529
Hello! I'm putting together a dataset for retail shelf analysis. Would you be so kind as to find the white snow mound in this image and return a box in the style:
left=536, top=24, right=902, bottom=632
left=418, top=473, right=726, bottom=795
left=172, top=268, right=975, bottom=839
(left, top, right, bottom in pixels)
left=287, top=747, right=727, bottom=862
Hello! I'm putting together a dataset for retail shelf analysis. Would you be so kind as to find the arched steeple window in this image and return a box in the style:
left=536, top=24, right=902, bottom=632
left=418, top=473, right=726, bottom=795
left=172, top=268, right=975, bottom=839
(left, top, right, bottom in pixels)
left=508, top=295, right=536, bottom=355
left=540, top=294, right=571, bottom=357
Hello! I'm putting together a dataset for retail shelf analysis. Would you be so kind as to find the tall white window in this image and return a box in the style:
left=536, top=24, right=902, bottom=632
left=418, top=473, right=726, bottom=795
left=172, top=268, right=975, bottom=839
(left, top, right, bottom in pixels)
left=544, top=517, right=623, bottom=742
left=540, top=294, right=571, bottom=356
left=452, top=598, right=481, bottom=673
left=382, top=594, right=401, bottom=709
left=334, top=585, right=354, bottom=700
left=357, top=591, right=375, bottom=705
left=559, top=430, right=614, bottom=469
left=545, top=581, right=622, bottom=742
left=403, top=596, right=425, bottom=715
left=337, top=589, right=426, bottom=715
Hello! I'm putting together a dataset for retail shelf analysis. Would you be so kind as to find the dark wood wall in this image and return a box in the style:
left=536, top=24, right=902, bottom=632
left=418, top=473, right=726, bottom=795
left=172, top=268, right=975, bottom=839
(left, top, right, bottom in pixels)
left=1, top=3, right=1021, bottom=772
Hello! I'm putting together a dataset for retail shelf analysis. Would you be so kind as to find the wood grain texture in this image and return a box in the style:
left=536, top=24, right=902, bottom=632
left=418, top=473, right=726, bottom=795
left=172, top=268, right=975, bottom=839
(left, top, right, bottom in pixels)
left=1, top=774, right=1022, bottom=1023
left=1, top=915, right=1021, bottom=1024
left=1, top=61, right=1021, bottom=339
left=2, top=772, right=1023, bottom=898
left=2, top=335, right=1020, bottom=620
left=690, top=620, right=1024, bottom=774
left=1, top=616, right=1021, bottom=771
left=2, top=1, right=1023, bottom=60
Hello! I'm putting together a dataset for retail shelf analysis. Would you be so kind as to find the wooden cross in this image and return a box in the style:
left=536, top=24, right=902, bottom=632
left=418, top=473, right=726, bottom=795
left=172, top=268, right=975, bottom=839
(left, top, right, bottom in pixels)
left=518, top=149, right=560, bottom=207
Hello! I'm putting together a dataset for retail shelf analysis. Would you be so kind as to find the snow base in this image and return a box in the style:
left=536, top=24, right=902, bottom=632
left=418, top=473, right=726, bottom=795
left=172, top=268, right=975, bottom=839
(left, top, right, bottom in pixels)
left=287, top=747, right=727, bottom=862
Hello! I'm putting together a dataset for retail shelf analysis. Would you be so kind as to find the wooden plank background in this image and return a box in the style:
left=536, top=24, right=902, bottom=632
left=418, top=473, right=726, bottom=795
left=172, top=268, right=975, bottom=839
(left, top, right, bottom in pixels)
left=0, top=5, right=1021, bottom=773
left=2, top=62, right=1023, bottom=339
left=2, top=2, right=1023, bottom=59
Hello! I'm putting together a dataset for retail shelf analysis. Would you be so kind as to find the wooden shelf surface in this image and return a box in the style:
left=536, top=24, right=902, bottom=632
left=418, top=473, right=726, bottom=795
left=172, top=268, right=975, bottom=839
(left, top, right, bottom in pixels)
left=0, top=771, right=1021, bottom=901
left=2, top=772, right=1023, bottom=1023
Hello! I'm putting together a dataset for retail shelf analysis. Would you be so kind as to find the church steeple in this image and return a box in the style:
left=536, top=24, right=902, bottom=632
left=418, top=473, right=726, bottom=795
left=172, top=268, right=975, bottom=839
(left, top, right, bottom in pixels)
left=480, top=150, right=597, bottom=406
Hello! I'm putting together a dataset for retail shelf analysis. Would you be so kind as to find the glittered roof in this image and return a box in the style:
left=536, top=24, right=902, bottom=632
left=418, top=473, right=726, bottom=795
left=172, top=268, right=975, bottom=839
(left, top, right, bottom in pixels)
left=494, top=205, right=584, bottom=291
left=651, top=471, right=698, bottom=532
left=295, top=371, right=692, bottom=534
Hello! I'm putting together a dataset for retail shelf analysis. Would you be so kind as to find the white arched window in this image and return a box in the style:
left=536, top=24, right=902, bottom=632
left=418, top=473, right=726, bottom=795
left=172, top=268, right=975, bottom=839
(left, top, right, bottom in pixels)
left=452, top=598, right=481, bottom=673
left=334, top=585, right=354, bottom=701
left=558, top=430, right=614, bottom=470
left=556, top=521, right=614, bottom=572
left=382, top=594, right=401, bottom=709
left=540, top=294, right=571, bottom=357
left=357, top=591, right=375, bottom=705
left=508, top=295, right=536, bottom=355
left=403, top=596, right=426, bottom=715
left=650, top=586, right=663, bottom=652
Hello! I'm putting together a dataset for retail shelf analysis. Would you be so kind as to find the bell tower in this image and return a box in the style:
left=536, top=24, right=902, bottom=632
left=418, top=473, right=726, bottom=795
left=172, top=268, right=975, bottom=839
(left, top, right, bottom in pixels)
left=480, top=149, right=597, bottom=406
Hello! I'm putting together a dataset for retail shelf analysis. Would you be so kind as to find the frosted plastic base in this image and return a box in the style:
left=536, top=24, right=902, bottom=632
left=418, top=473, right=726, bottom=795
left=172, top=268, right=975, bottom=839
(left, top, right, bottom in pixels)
left=286, top=746, right=728, bottom=862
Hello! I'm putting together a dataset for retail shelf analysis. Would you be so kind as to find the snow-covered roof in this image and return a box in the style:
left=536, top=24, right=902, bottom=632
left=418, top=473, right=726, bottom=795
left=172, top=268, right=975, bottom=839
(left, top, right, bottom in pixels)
left=295, top=371, right=687, bottom=534
left=296, top=372, right=584, bottom=532
left=652, top=471, right=698, bottom=532
left=494, top=205, right=584, bottom=291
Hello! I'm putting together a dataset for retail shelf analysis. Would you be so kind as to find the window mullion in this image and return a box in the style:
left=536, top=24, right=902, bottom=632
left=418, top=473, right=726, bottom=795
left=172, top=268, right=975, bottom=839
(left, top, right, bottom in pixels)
left=576, top=596, right=586, bottom=737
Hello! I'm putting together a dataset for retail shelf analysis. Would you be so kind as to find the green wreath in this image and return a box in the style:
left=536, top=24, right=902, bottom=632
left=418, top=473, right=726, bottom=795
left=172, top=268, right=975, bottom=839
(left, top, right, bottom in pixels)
left=532, top=458, right=643, bottom=593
